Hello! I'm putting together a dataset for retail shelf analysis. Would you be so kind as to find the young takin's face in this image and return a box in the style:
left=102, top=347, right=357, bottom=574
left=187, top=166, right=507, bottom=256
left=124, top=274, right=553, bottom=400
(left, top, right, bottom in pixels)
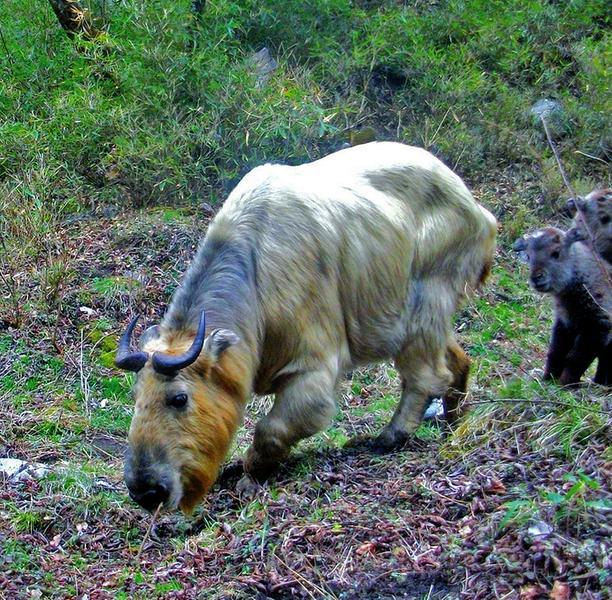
left=514, top=228, right=572, bottom=294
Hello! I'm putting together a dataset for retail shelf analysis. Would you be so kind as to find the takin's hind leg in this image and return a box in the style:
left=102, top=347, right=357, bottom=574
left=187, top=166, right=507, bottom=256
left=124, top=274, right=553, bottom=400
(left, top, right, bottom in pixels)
left=441, top=339, right=471, bottom=425
left=373, top=346, right=452, bottom=453
left=242, top=364, right=338, bottom=484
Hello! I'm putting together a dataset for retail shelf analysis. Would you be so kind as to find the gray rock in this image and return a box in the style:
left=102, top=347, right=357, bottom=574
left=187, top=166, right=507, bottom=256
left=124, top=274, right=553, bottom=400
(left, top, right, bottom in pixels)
left=527, top=519, right=553, bottom=541
left=423, top=397, right=444, bottom=421
left=530, top=99, right=569, bottom=138
left=0, top=458, right=49, bottom=481
left=248, top=47, right=278, bottom=87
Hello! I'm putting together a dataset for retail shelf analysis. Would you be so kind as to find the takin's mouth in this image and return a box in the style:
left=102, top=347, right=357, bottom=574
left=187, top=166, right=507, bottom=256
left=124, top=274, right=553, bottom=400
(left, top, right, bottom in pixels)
left=531, top=280, right=551, bottom=293
left=124, top=462, right=183, bottom=513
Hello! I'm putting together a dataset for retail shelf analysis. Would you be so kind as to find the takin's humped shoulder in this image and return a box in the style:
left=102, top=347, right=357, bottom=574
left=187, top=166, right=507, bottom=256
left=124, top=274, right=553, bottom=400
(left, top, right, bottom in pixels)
left=115, top=141, right=497, bottom=513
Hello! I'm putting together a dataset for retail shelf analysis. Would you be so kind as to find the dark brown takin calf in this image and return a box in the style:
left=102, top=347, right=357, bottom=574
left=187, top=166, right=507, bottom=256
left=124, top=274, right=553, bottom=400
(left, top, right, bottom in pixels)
left=514, top=227, right=611, bottom=387
left=565, top=188, right=612, bottom=264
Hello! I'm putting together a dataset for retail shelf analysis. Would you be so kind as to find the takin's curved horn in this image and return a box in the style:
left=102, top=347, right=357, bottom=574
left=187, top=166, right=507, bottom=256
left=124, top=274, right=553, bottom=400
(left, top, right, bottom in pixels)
left=151, top=311, right=206, bottom=376
left=115, top=315, right=149, bottom=372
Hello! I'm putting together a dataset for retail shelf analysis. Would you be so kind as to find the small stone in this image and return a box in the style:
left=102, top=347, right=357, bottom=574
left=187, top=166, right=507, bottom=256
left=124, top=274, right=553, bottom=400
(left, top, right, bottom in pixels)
left=530, top=99, right=569, bottom=139
left=101, top=205, right=120, bottom=219
left=527, top=519, right=553, bottom=540
left=79, top=306, right=97, bottom=317
left=0, top=458, right=28, bottom=478
left=0, top=458, right=49, bottom=481
left=423, top=397, right=444, bottom=420
left=248, top=47, right=277, bottom=87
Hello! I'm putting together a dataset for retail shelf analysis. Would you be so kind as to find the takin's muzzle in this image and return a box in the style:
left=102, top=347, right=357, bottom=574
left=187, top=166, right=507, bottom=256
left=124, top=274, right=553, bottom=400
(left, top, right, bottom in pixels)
left=123, top=444, right=182, bottom=512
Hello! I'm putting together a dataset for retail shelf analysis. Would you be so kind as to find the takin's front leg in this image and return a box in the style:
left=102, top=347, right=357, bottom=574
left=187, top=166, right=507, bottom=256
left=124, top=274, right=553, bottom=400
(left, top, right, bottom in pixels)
left=242, top=364, right=338, bottom=484
left=558, top=333, right=599, bottom=387
left=543, top=318, right=576, bottom=381
left=373, top=346, right=452, bottom=453
left=594, top=342, right=611, bottom=386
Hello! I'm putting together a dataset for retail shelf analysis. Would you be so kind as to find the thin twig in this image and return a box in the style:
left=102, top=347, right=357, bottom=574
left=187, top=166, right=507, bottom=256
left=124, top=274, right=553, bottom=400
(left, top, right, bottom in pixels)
left=0, top=23, right=13, bottom=70
left=540, top=115, right=575, bottom=199
left=275, top=553, right=337, bottom=600
left=574, top=149, right=608, bottom=165
left=79, top=329, right=91, bottom=420
left=135, top=503, right=162, bottom=562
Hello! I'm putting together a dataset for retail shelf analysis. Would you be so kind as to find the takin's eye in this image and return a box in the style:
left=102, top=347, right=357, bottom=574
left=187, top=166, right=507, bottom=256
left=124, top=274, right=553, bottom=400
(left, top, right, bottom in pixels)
left=550, top=250, right=560, bottom=260
left=601, top=215, right=610, bottom=225
left=166, top=392, right=188, bottom=410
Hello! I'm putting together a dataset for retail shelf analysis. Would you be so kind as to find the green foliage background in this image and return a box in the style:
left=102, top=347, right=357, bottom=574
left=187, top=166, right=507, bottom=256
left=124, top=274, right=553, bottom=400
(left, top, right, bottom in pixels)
left=1, top=0, right=609, bottom=213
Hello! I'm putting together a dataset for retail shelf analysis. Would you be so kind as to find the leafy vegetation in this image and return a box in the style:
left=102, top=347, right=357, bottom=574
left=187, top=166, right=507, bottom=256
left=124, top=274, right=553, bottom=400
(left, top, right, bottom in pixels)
left=0, top=0, right=610, bottom=598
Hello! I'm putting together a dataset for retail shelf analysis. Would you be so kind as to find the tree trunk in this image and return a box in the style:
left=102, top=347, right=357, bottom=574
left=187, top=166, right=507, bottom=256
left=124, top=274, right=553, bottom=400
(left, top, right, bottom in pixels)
left=47, top=0, right=101, bottom=40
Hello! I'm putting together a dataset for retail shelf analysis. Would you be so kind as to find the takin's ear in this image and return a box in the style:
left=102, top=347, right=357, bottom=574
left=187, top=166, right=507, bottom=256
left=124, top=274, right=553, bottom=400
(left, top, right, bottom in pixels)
left=139, top=325, right=161, bottom=350
left=512, top=237, right=529, bottom=264
left=564, top=227, right=585, bottom=247
left=567, top=196, right=587, bottom=215
left=203, top=329, right=240, bottom=363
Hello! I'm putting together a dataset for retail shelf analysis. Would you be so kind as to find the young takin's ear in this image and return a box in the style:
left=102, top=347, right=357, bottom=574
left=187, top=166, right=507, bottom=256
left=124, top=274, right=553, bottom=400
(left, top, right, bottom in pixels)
left=512, top=237, right=529, bottom=264
left=512, top=237, right=527, bottom=252
left=565, top=226, right=586, bottom=246
left=139, top=325, right=160, bottom=350
left=203, top=329, right=240, bottom=362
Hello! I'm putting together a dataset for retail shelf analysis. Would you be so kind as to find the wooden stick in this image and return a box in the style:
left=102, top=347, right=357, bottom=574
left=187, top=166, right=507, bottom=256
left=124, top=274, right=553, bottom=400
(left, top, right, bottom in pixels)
left=0, top=24, right=13, bottom=69
left=540, top=115, right=575, bottom=199
left=135, top=503, right=162, bottom=562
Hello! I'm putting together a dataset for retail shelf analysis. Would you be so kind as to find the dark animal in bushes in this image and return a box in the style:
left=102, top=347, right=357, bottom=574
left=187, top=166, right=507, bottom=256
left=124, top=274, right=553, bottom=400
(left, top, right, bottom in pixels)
left=514, top=227, right=611, bottom=387
left=115, top=142, right=497, bottom=512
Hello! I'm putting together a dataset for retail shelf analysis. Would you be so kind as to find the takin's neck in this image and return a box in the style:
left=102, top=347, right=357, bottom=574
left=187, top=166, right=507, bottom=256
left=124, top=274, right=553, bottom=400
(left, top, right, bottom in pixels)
left=162, top=231, right=261, bottom=383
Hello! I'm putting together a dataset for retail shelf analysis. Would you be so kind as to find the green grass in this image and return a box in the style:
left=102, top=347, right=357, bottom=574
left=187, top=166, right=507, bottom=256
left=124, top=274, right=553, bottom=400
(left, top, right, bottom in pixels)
left=1, top=0, right=609, bottom=235
left=1, top=539, right=40, bottom=571
left=90, top=276, right=141, bottom=297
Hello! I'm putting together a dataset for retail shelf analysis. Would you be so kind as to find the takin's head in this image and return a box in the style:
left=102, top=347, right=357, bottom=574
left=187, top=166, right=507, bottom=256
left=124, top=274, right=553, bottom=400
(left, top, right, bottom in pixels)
left=565, top=188, right=612, bottom=263
left=115, top=313, right=243, bottom=513
left=513, top=227, right=575, bottom=294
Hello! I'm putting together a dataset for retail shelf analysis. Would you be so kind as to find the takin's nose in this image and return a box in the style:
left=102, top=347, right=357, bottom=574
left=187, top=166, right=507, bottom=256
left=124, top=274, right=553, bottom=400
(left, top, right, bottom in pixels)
left=124, top=448, right=172, bottom=511
left=531, top=270, right=547, bottom=288
left=128, top=482, right=170, bottom=512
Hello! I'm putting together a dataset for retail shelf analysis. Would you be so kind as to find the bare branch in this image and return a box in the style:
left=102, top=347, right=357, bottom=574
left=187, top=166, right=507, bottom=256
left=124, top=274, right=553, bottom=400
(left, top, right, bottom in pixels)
left=540, top=115, right=575, bottom=199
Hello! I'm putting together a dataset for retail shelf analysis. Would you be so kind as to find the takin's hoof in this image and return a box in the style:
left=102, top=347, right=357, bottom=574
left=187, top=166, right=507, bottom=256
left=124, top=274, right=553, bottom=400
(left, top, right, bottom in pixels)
left=236, top=474, right=262, bottom=500
left=346, top=430, right=424, bottom=454
left=344, top=434, right=380, bottom=452
left=371, top=429, right=412, bottom=454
